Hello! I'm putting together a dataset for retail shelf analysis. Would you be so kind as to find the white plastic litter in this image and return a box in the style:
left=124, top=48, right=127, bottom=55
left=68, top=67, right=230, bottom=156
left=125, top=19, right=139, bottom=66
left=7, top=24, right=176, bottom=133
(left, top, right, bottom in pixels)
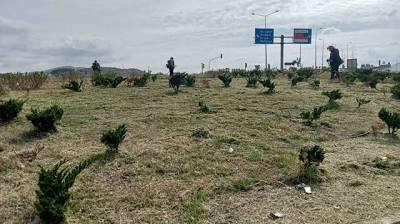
left=270, top=212, right=284, bottom=219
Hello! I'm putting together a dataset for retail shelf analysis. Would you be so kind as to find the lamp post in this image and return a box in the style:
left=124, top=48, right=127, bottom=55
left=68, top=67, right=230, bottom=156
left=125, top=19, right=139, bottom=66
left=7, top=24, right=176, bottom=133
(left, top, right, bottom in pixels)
left=319, top=38, right=325, bottom=68
left=252, top=10, right=280, bottom=70
left=208, top=54, right=223, bottom=71
left=346, top=42, right=353, bottom=68
left=314, top=27, right=324, bottom=69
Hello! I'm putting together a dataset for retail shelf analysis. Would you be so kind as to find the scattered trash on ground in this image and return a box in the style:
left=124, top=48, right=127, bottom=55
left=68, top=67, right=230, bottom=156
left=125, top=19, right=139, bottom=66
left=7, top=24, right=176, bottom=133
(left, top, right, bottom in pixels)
left=270, top=212, right=284, bottom=220
left=296, top=183, right=312, bottom=194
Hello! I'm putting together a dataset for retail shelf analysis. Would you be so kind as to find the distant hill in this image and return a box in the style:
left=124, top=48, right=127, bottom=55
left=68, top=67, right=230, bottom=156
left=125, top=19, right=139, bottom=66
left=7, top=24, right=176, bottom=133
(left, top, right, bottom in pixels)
left=45, top=66, right=146, bottom=77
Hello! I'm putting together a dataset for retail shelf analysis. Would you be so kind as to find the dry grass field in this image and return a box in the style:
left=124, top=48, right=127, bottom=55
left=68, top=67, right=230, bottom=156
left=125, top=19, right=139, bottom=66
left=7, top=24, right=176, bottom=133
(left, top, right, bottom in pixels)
left=1, top=73, right=400, bottom=223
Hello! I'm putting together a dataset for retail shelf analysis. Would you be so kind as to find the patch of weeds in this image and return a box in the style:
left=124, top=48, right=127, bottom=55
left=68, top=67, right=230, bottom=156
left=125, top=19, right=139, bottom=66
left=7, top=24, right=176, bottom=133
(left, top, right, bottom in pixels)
left=192, top=128, right=209, bottom=139
left=185, top=191, right=207, bottom=224
left=348, top=180, right=365, bottom=187
left=232, top=177, right=256, bottom=192
left=368, top=156, right=400, bottom=174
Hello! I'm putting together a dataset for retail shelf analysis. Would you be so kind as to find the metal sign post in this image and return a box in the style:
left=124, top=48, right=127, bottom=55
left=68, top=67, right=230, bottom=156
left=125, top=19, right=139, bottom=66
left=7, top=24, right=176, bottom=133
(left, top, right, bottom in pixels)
left=254, top=28, right=312, bottom=71
left=255, top=28, right=274, bottom=70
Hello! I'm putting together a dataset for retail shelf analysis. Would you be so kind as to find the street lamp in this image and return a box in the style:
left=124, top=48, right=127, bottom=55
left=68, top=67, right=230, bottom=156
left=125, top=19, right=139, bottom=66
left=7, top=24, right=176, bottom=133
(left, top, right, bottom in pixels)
left=252, top=10, right=280, bottom=70
left=319, top=38, right=325, bottom=68
left=315, top=27, right=324, bottom=69
left=208, top=53, right=223, bottom=71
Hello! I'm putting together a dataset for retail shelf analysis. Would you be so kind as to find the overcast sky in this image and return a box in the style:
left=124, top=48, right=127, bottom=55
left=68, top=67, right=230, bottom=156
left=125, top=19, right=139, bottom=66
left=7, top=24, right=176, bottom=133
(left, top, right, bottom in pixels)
left=0, top=0, right=399, bottom=73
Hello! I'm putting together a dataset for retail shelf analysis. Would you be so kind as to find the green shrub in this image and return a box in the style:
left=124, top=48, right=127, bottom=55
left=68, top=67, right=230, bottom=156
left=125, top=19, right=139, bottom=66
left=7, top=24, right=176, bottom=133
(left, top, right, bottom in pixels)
left=296, top=68, right=314, bottom=81
left=133, top=74, right=150, bottom=87
left=310, top=80, right=320, bottom=89
left=231, top=69, right=246, bottom=78
left=356, top=98, right=371, bottom=108
left=218, top=73, right=233, bottom=87
left=245, top=69, right=261, bottom=87
left=185, top=75, right=196, bottom=87
left=91, top=71, right=125, bottom=88
left=300, top=106, right=327, bottom=125
left=259, top=78, right=275, bottom=94
left=198, top=101, right=210, bottom=113
left=0, top=99, right=24, bottom=122
left=297, top=145, right=325, bottom=184
left=101, top=124, right=127, bottom=151
left=26, top=105, right=63, bottom=132
left=192, top=127, right=209, bottom=139
left=391, top=83, right=400, bottom=99
left=169, top=73, right=187, bottom=92
left=322, top=89, right=342, bottom=103
left=264, top=69, right=275, bottom=79
left=63, top=80, right=83, bottom=92
left=35, top=154, right=104, bottom=224
left=151, top=74, right=158, bottom=82
left=355, top=69, right=391, bottom=89
left=232, top=177, right=254, bottom=192
left=341, top=71, right=357, bottom=85
left=378, top=108, right=400, bottom=135
left=291, top=76, right=304, bottom=86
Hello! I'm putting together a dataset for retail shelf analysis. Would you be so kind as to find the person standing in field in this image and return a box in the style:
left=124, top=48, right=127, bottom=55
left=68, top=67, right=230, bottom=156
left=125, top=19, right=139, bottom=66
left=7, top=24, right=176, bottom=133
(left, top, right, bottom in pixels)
left=92, top=60, right=101, bottom=73
left=327, top=46, right=343, bottom=80
left=166, top=57, right=175, bottom=76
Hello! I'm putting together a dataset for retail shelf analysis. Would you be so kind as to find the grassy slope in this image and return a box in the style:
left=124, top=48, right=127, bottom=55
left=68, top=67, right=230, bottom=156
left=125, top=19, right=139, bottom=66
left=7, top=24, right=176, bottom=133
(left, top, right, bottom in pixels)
left=1, top=74, right=400, bottom=223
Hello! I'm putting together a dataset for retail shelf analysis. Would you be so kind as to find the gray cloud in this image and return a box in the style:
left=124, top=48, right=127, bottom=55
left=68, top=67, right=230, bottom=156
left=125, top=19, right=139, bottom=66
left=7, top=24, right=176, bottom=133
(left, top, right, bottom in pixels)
left=0, top=0, right=399, bottom=72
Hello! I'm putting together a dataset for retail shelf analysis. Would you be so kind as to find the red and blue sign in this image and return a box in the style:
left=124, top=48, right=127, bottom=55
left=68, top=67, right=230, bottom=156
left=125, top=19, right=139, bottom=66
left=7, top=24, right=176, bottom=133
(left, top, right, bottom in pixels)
left=293, top=28, right=312, bottom=44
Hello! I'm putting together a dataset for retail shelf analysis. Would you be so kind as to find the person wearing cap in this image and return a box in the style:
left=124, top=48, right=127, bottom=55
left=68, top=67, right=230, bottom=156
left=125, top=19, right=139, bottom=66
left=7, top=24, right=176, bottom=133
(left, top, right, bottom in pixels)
left=166, top=57, right=175, bottom=76
left=327, top=46, right=343, bottom=80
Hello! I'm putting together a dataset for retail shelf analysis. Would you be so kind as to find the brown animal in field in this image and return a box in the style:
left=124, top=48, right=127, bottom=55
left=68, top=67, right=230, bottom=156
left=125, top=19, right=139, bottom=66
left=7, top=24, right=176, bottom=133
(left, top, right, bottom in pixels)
left=201, top=80, right=211, bottom=88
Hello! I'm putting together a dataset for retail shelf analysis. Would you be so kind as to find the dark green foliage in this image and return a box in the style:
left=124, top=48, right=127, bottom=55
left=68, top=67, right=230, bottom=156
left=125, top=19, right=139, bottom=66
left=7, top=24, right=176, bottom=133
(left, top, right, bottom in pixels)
left=133, top=74, right=150, bottom=87
left=296, top=68, right=314, bottom=81
left=218, top=73, right=233, bottom=87
left=310, top=80, right=320, bottom=89
left=378, top=108, right=400, bottom=135
left=151, top=74, right=158, bottom=82
left=26, top=105, right=63, bottom=132
left=322, top=89, right=342, bottom=103
left=198, top=101, right=210, bottom=113
left=185, top=75, right=196, bottom=87
left=35, top=154, right=104, bottom=224
left=231, top=69, right=246, bottom=78
left=245, top=69, right=261, bottom=87
left=62, top=80, right=83, bottom=92
left=291, top=76, right=304, bottom=86
left=355, top=69, right=391, bottom=89
left=297, top=145, right=325, bottom=184
left=300, top=106, right=327, bottom=125
left=356, top=98, right=371, bottom=108
left=91, top=71, right=126, bottom=88
left=101, top=124, right=127, bottom=151
left=299, top=145, right=325, bottom=167
left=391, top=83, right=400, bottom=99
left=259, top=78, right=275, bottom=94
left=392, top=72, right=400, bottom=83
left=0, top=99, right=24, bottom=122
left=169, top=73, right=187, bottom=92
left=264, top=69, right=275, bottom=79
left=341, top=71, right=358, bottom=86
left=232, top=177, right=255, bottom=192
left=192, top=127, right=209, bottom=138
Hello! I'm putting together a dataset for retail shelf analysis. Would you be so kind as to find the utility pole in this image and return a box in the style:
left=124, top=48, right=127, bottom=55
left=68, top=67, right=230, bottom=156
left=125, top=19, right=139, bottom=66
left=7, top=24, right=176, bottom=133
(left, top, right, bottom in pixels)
left=280, top=35, right=284, bottom=71
left=319, top=38, right=324, bottom=68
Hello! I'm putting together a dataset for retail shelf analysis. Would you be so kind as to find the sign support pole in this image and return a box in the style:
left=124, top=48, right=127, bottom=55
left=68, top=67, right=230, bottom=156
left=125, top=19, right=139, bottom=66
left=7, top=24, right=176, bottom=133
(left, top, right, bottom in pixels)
left=280, top=35, right=284, bottom=71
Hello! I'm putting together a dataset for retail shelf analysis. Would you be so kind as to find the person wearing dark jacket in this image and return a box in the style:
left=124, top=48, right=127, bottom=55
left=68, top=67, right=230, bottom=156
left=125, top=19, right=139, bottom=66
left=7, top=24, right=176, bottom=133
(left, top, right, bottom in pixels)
left=92, top=60, right=101, bottom=73
left=166, top=57, right=175, bottom=76
left=327, top=46, right=343, bottom=80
